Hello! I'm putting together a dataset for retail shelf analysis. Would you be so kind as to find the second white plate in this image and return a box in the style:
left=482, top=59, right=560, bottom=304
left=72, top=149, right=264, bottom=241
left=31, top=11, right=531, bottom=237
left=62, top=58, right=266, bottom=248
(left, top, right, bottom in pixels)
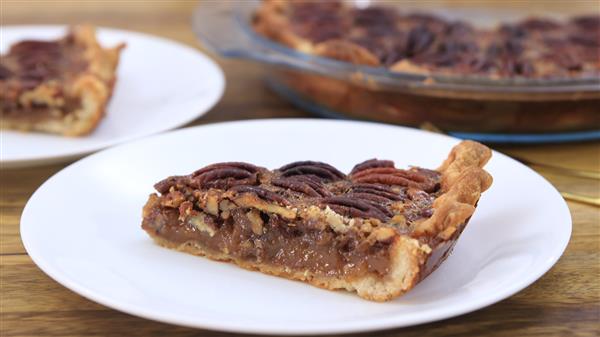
left=20, top=119, right=571, bottom=335
left=1, top=25, right=225, bottom=168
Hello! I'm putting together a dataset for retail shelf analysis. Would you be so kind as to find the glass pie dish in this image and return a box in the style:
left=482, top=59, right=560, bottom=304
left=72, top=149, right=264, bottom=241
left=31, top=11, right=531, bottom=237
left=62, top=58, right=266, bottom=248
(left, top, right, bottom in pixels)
left=193, top=1, right=600, bottom=143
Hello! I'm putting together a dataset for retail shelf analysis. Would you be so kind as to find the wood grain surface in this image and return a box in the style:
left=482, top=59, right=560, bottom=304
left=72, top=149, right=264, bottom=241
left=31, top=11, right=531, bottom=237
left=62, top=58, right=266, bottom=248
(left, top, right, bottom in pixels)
left=1, top=1, right=599, bottom=336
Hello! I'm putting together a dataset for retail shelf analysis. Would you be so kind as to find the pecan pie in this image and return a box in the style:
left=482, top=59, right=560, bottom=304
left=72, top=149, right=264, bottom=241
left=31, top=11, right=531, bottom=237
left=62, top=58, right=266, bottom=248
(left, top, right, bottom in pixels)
left=0, top=25, right=124, bottom=136
left=253, top=0, right=599, bottom=78
left=142, top=141, right=492, bottom=301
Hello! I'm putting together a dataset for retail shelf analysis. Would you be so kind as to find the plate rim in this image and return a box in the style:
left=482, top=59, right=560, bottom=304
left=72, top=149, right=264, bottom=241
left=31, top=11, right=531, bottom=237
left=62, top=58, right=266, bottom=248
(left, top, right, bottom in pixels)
left=0, top=24, right=225, bottom=168
left=20, top=118, right=573, bottom=335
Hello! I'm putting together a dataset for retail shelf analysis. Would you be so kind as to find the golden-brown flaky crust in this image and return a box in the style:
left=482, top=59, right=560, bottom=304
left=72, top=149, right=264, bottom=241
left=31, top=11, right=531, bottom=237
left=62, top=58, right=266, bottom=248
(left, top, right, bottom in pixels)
left=1, top=25, right=124, bottom=136
left=143, top=141, right=493, bottom=302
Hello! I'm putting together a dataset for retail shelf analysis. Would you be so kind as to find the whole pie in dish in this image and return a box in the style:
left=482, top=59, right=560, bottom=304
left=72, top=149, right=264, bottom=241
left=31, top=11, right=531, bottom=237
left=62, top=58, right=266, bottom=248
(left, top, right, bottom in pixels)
left=0, top=25, right=124, bottom=136
left=142, top=140, right=493, bottom=301
left=253, top=0, right=600, bottom=78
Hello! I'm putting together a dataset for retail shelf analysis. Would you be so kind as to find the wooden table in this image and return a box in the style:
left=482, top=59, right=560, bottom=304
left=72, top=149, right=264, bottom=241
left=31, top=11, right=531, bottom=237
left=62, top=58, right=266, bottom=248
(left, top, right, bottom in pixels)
left=1, top=2, right=599, bottom=336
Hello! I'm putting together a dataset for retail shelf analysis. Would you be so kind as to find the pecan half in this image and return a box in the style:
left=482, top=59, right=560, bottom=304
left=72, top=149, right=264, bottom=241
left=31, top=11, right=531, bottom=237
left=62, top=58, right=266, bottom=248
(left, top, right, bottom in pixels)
left=279, top=161, right=345, bottom=182
left=191, top=162, right=259, bottom=190
left=229, top=185, right=290, bottom=206
left=571, top=16, right=600, bottom=30
left=343, top=192, right=393, bottom=205
left=350, top=167, right=439, bottom=192
left=321, top=196, right=391, bottom=221
left=350, top=183, right=405, bottom=201
left=350, top=159, right=394, bottom=175
left=272, top=175, right=332, bottom=197
left=154, top=175, right=186, bottom=194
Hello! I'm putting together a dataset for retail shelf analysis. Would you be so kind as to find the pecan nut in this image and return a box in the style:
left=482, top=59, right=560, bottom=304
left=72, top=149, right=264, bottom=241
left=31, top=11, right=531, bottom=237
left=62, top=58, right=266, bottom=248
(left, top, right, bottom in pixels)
left=154, top=175, right=186, bottom=194
left=272, top=175, right=332, bottom=197
left=229, top=185, right=289, bottom=206
left=321, top=196, right=391, bottom=221
left=191, top=162, right=259, bottom=190
left=350, top=159, right=394, bottom=175
left=229, top=185, right=297, bottom=219
left=350, top=183, right=405, bottom=201
left=278, top=161, right=345, bottom=182
left=350, top=166, right=439, bottom=192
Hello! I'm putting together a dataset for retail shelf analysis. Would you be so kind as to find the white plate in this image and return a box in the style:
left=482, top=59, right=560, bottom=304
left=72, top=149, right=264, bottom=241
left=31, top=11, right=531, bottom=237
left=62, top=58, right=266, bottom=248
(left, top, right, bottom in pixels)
left=21, top=119, right=571, bottom=335
left=1, top=25, right=224, bottom=168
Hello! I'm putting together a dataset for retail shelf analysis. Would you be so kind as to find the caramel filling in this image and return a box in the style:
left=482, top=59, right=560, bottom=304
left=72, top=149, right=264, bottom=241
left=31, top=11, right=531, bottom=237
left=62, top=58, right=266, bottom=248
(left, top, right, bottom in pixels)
left=142, top=200, right=392, bottom=278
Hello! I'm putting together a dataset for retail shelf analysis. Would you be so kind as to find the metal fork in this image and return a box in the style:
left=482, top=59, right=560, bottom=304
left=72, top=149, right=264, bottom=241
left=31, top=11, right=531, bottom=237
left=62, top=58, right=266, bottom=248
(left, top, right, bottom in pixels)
left=560, top=192, right=600, bottom=207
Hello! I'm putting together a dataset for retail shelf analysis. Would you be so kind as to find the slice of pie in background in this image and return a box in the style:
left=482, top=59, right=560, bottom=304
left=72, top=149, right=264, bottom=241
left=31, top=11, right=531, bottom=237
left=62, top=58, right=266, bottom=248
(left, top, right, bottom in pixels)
left=0, top=25, right=124, bottom=136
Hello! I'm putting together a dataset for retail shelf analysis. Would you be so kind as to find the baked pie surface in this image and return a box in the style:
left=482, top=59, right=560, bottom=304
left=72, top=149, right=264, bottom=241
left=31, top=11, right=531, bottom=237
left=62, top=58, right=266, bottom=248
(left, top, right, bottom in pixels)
left=142, top=140, right=492, bottom=301
left=0, top=25, right=124, bottom=136
left=253, top=0, right=599, bottom=79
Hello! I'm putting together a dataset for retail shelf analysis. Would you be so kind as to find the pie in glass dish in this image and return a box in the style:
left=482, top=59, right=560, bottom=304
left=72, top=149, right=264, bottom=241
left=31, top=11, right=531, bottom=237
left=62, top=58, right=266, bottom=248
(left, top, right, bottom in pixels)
left=0, top=25, right=124, bottom=136
left=141, top=140, right=493, bottom=301
left=245, top=0, right=600, bottom=134
left=253, top=0, right=599, bottom=78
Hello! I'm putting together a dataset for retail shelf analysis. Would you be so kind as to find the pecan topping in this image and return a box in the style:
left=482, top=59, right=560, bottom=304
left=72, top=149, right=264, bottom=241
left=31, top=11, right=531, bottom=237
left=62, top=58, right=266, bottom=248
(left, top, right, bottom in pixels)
left=279, top=161, right=346, bottom=182
left=229, top=185, right=290, bottom=206
left=350, top=159, right=394, bottom=175
left=350, top=167, right=438, bottom=192
left=343, top=192, right=393, bottom=205
left=406, top=25, right=435, bottom=57
left=2, top=37, right=89, bottom=88
left=290, top=2, right=346, bottom=43
left=571, top=16, right=600, bottom=30
left=154, top=176, right=186, bottom=194
left=321, top=196, right=391, bottom=221
left=272, top=175, right=331, bottom=197
left=349, top=183, right=405, bottom=201
left=191, top=162, right=259, bottom=190
left=518, top=18, right=560, bottom=31
left=0, top=64, right=12, bottom=80
left=152, top=157, right=441, bottom=230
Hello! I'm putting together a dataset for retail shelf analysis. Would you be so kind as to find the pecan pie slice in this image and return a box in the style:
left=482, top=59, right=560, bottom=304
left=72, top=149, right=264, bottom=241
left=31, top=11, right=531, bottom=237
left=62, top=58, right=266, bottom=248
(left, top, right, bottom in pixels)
left=142, top=141, right=492, bottom=301
left=0, top=25, right=124, bottom=136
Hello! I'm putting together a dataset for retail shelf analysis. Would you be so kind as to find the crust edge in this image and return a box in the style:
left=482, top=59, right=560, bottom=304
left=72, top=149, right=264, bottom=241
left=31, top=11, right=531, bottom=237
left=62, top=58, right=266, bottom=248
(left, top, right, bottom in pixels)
left=353, top=141, right=493, bottom=301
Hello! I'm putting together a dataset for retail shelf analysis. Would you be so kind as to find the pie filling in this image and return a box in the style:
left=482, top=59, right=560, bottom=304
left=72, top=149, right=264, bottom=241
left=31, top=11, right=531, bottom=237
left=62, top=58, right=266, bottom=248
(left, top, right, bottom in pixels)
left=142, top=160, right=441, bottom=280
left=143, top=200, right=393, bottom=278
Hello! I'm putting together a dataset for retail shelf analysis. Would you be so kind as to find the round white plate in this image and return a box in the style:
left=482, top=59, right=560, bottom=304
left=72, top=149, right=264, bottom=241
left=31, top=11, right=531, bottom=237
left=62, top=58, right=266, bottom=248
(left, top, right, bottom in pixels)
left=21, top=119, right=571, bottom=335
left=1, top=25, right=224, bottom=168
